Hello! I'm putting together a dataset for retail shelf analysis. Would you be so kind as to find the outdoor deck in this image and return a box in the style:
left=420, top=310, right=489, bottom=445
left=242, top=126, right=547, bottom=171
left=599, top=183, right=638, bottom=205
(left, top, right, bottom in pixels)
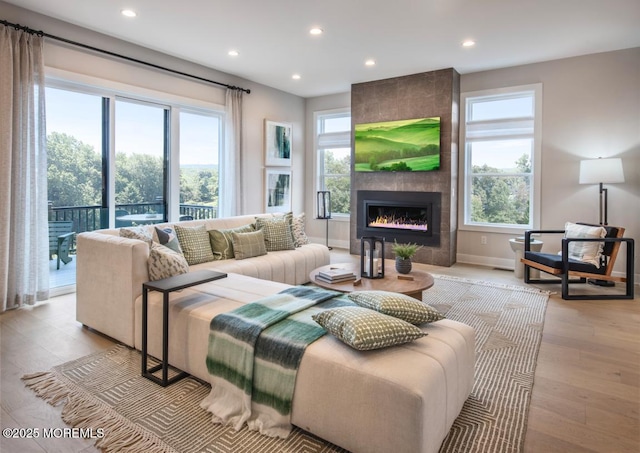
left=49, top=254, right=76, bottom=294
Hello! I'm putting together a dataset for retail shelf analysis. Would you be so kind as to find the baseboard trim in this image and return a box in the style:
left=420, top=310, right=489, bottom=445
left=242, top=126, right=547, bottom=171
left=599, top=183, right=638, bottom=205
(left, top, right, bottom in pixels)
left=308, top=236, right=350, bottom=250
left=456, top=254, right=514, bottom=271
left=457, top=253, right=640, bottom=286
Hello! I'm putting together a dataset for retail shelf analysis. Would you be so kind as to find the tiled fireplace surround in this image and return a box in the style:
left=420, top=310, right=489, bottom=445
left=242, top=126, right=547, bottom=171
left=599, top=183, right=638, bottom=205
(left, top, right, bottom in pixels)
left=349, top=68, right=460, bottom=267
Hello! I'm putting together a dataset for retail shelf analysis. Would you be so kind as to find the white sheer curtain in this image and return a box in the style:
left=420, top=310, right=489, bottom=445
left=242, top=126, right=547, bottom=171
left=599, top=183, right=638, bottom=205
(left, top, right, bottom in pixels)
left=220, top=88, right=243, bottom=217
left=0, top=26, right=49, bottom=312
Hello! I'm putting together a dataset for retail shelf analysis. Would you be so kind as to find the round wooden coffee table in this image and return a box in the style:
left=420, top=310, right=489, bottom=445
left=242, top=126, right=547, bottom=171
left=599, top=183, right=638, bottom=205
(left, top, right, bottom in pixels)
left=310, top=260, right=434, bottom=300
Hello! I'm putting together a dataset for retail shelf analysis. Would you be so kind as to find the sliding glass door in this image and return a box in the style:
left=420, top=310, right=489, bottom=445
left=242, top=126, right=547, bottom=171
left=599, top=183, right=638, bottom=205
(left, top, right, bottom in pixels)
left=114, top=99, right=168, bottom=226
left=45, top=87, right=104, bottom=290
left=45, top=82, right=223, bottom=293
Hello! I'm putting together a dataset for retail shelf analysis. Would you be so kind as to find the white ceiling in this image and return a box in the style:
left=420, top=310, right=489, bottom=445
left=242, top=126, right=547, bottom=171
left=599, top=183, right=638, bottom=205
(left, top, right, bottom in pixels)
left=5, top=0, right=640, bottom=98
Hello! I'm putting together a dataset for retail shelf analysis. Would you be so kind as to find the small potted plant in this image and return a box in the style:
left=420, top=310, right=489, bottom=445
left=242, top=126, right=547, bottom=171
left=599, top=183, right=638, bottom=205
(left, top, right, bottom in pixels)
left=391, top=240, right=423, bottom=274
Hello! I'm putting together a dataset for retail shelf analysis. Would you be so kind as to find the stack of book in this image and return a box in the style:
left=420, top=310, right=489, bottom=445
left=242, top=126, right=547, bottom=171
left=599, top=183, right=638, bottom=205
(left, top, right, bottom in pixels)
left=316, top=268, right=357, bottom=283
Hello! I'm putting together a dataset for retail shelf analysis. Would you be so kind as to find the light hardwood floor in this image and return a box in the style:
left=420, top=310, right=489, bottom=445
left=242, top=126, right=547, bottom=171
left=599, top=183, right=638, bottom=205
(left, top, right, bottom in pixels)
left=1, top=251, right=638, bottom=452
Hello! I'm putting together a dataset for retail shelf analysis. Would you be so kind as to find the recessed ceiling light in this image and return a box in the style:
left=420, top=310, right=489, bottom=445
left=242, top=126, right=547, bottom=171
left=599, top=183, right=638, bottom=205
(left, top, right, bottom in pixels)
left=228, top=50, right=239, bottom=57
left=365, top=59, right=376, bottom=66
left=309, top=27, right=323, bottom=35
left=462, top=40, right=476, bottom=47
left=121, top=9, right=137, bottom=18
left=292, top=74, right=301, bottom=80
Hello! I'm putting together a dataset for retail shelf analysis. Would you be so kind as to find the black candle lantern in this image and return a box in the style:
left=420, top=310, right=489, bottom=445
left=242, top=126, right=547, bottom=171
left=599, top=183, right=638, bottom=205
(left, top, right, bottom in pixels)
left=316, top=191, right=331, bottom=219
left=360, top=236, right=385, bottom=279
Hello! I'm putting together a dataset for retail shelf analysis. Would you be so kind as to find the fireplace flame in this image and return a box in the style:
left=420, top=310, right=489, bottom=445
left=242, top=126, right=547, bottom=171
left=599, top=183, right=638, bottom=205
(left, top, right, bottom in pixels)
left=369, top=215, right=428, bottom=231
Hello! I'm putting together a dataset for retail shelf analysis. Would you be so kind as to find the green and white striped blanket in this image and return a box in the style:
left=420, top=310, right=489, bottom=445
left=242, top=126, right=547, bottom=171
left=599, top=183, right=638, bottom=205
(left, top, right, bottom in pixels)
left=200, top=286, right=352, bottom=438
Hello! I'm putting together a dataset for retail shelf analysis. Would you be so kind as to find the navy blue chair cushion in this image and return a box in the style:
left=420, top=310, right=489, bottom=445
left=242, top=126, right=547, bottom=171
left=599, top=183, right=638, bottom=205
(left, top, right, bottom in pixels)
left=524, top=251, right=606, bottom=275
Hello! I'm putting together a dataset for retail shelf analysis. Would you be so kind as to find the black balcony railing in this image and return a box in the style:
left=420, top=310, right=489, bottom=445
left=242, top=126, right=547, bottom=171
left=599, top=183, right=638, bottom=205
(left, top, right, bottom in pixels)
left=48, top=203, right=218, bottom=235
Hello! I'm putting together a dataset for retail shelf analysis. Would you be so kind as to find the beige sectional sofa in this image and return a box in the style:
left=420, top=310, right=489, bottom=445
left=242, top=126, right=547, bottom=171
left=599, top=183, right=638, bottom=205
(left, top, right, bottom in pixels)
left=76, top=214, right=330, bottom=347
left=75, top=214, right=475, bottom=453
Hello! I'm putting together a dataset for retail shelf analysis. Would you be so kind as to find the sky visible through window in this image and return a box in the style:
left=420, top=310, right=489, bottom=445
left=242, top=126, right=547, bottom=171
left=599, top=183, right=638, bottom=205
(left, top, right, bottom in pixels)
left=45, top=87, right=218, bottom=166
left=46, top=88, right=102, bottom=151
left=470, top=140, right=532, bottom=171
left=323, top=115, right=351, bottom=133
left=467, top=93, right=534, bottom=170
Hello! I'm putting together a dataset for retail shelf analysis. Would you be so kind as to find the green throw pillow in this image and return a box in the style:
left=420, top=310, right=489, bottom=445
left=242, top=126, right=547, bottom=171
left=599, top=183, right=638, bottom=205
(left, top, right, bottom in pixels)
left=348, top=291, right=445, bottom=325
left=312, top=306, right=426, bottom=351
left=255, top=216, right=295, bottom=251
left=208, top=223, right=255, bottom=260
left=174, top=224, right=214, bottom=265
left=232, top=230, right=267, bottom=260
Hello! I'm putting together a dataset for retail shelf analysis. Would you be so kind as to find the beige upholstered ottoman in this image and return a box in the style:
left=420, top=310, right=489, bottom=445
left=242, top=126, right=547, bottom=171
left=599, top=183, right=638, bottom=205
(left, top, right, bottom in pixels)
left=135, top=273, right=475, bottom=453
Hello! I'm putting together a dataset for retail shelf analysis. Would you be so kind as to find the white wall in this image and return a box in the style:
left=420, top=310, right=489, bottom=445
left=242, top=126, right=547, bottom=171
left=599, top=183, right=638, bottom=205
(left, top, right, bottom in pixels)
left=306, top=49, right=639, bottom=278
left=303, top=92, right=351, bottom=247
left=458, top=48, right=640, bottom=278
left=1, top=1, right=306, bottom=217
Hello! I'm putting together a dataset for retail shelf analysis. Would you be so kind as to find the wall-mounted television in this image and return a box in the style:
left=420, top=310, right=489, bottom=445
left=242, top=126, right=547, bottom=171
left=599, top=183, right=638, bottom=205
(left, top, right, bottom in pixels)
left=354, top=117, right=440, bottom=172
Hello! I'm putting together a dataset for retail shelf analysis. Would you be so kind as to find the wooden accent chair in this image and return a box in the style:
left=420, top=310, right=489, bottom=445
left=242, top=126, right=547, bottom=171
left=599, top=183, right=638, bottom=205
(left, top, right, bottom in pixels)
left=521, top=223, right=634, bottom=300
left=49, top=221, right=76, bottom=270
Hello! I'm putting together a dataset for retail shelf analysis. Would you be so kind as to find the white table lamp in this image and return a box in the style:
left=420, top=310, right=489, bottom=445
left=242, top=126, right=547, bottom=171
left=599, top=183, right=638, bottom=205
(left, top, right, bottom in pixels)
left=579, top=157, right=624, bottom=226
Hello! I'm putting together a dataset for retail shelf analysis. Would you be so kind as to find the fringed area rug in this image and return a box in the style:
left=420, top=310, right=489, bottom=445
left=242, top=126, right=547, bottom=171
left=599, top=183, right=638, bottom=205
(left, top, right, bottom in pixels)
left=427, top=275, right=550, bottom=453
left=23, top=275, right=549, bottom=453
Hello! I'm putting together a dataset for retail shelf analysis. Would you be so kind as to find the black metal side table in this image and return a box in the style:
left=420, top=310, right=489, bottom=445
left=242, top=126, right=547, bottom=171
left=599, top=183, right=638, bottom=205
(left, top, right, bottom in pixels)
left=141, top=269, right=227, bottom=386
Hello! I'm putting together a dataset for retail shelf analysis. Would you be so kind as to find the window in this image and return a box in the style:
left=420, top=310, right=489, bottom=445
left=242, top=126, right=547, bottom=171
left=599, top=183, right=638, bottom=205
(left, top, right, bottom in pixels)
left=179, top=110, right=222, bottom=219
left=316, top=110, right=351, bottom=217
left=461, top=84, right=542, bottom=232
left=115, top=98, right=168, bottom=223
left=45, top=78, right=225, bottom=289
left=46, top=87, right=103, bottom=212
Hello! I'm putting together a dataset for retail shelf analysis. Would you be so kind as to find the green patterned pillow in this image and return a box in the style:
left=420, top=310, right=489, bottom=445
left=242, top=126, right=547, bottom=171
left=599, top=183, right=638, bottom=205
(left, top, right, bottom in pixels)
left=232, top=230, right=267, bottom=260
left=174, top=224, right=214, bottom=265
left=208, top=223, right=255, bottom=260
left=147, top=243, right=189, bottom=281
left=291, top=213, right=309, bottom=247
left=312, top=306, right=426, bottom=351
left=348, top=291, right=445, bottom=325
left=255, top=216, right=295, bottom=251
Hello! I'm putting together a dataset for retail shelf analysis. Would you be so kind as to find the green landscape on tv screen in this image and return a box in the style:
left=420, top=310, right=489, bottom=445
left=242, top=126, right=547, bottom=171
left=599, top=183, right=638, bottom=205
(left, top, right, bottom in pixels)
left=354, top=117, right=440, bottom=172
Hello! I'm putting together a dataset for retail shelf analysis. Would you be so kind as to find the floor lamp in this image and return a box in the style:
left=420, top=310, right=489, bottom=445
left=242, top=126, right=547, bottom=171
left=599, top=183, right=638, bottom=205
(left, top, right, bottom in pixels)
left=579, top=157, right=625, bottom=286
left=579, top=157, right=625, bottom=226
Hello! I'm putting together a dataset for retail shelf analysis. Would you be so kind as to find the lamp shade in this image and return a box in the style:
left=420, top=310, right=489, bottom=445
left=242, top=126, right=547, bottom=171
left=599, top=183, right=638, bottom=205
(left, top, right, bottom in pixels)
left=579, top=158, right=625, bottom=184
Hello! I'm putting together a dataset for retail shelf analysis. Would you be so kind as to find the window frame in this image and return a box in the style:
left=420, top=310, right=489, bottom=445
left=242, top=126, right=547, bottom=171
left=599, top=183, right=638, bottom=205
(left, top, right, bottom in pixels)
left=176, top=107, right=224, bottom=218
left=314, top=108, right=352, bottom=220
left=459, top=84, right=542, bottom=234
left=45, top=68, right=225, bottom=226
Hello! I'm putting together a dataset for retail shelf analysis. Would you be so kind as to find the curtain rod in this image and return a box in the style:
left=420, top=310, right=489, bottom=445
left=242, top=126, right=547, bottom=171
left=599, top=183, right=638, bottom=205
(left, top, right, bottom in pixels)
left=0, top=19, right=250, bottom=94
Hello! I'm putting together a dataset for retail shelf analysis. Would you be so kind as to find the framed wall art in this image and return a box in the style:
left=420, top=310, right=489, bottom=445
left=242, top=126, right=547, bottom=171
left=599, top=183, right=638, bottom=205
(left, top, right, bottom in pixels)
left=265, top=169, right=292, bottom=213
left=264, top=120, right=292, bottom=166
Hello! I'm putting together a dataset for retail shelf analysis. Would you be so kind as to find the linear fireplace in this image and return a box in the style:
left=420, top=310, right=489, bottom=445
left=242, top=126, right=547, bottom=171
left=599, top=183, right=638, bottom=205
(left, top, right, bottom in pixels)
left=357, top=190, right=441, bottom=247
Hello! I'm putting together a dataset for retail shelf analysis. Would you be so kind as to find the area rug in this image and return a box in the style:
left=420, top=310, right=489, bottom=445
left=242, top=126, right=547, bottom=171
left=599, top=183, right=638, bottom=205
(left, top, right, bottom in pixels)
left=22, top=275, right=549, bottom=453
left=426, top=275, right=550, bottom=453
